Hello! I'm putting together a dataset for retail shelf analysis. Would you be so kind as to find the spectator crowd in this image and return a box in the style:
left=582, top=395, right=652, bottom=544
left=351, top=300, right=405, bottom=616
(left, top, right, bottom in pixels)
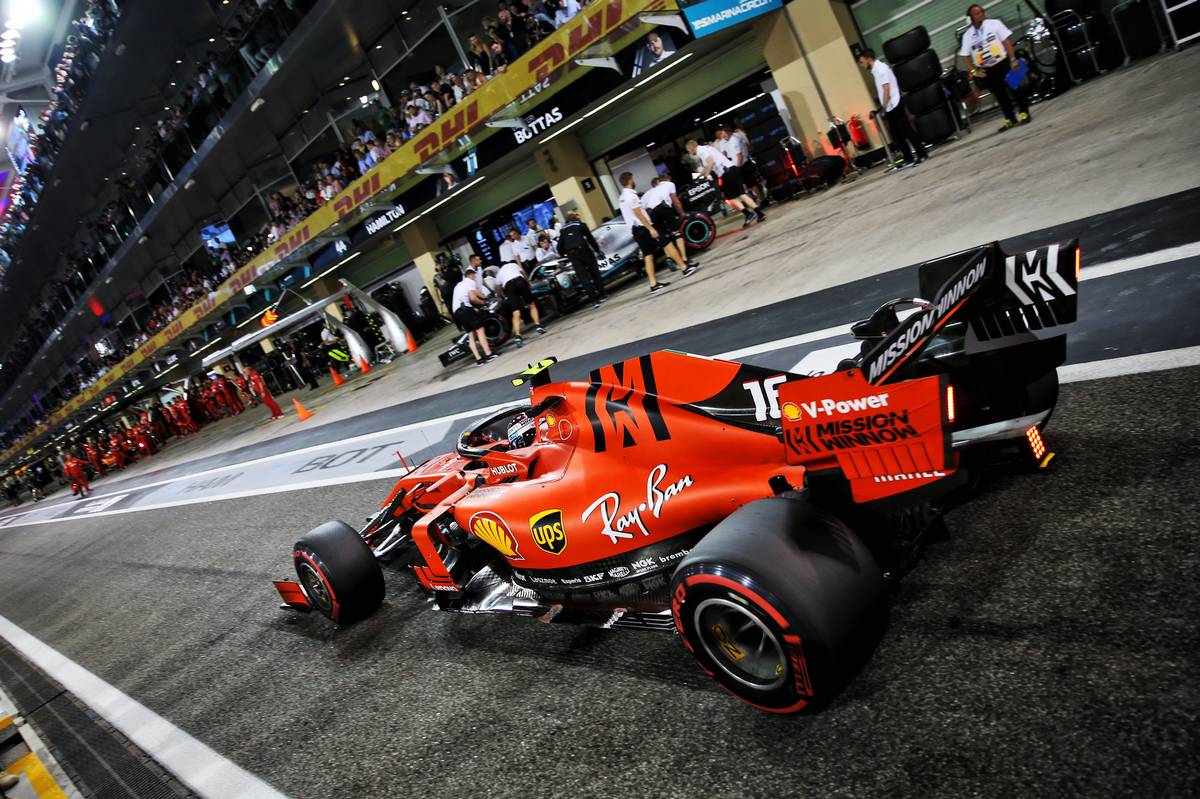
left=1, top=0, right=594, bottom=448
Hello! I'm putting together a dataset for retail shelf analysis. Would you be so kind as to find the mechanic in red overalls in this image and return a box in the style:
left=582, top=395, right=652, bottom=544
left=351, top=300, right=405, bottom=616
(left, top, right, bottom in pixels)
left=218, top=372, right=244, bottom=415
left=132, top=424, right=155, bottom=458
left=232, top=371, right=258, bottom=408
left=106, top=433, right=126, bottom=470
left=245, top=367, right=283, bottom=420
left=201, top=382, right=224, bottom=420
left=62, top=453, right=91, bottom=498
left=83, top=438, right=106, bottom=476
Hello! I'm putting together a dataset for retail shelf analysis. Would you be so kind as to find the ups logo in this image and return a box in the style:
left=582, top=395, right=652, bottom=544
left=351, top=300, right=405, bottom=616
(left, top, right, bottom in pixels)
left=530, top=509, right=567, bottom=555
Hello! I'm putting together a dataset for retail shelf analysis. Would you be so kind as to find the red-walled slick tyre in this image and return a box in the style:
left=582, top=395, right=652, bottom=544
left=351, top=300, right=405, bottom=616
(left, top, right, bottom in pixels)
left=293, top=521, right=385, bottom=624
left=680, top=212, right=716, bottom=252
left=671, top=497, right=887, bottom=713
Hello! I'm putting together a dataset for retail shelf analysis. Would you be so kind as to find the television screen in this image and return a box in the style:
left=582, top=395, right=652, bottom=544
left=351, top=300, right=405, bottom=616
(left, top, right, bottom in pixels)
left=200, top=221, right=237, bottom=250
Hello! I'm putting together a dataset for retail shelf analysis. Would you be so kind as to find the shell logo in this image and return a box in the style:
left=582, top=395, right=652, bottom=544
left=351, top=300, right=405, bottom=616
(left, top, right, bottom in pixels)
left=469, top=511, right=522, bottom=560
left=261, top=309, right=279, bottom=328
left=781, top=402, right=801, bottom=421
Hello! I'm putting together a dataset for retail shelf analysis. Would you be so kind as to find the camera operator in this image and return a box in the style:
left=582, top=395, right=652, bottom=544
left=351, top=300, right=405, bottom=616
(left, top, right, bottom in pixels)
left=685, top=139, right=765, bottom=228
left=452, top=266, right=499, bottom=365
left=619, top=172, right=670, bottom=294
left=497, top=259, right=546, bottom=347
left=643, top=177, right=699, bottom=276
left=557, top=210, right=608, bottom=307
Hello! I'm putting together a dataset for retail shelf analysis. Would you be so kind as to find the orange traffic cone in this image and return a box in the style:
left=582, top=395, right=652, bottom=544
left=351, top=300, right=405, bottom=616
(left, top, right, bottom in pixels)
left=329, top=367, right=344, bottom=386
left=405, top=328, right=418, bottom=354
left=359, top=356, right=372, bottom=374
left=292, top=398, right=314, bottom=421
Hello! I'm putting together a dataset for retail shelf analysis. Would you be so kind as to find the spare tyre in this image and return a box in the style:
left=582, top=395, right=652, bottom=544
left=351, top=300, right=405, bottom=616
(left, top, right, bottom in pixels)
left=671, top=497, right=887, bottom=713
left=895, top=50, right=942, bottom=92
left=883, top=26, right=930, bottom=63
left=913, top=105, right=956, bottom=143
left=903, top=81, right=946, bottom=115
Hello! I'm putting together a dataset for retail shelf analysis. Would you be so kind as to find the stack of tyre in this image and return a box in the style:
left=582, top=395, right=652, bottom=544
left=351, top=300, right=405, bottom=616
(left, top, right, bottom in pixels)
left=1046, top=0, right=1125, bottom=78
left=883, top=26, right=956, bottom=145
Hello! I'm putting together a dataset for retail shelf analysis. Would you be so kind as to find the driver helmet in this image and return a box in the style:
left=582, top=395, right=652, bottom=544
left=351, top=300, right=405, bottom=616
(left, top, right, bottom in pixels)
left=506, top=412, right=536, bottom=449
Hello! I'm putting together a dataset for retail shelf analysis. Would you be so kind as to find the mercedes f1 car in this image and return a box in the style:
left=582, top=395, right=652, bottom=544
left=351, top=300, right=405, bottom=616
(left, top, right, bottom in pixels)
left=276, top=239, right=1080, bottom=713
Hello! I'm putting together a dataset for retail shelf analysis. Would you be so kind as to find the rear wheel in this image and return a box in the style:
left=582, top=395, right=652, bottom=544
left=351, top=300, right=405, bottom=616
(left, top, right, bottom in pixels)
left=293, top=521, right=385, bottom=624
left=671, top=498, right=887, bottom=713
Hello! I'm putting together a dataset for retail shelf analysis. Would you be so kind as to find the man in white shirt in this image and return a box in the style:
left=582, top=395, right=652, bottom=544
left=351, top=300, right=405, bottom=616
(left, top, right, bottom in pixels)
left=857, top=49, right=927, bottom=167
left=533, top=235, right=559, bottom=265
left=715, top=125, right=765, bottom=204
left=496, top=259, right=545, bottom=344
left=618, top=171, right=670, bottom=293
left=686, top=139, right=764, bottom=227
left=959, top=4, right=1030, bottom=131
left=451, top=266, right=498, bottom=365
left=642, top=177, right=698, bottom=276
left=553, top=0, right=580, bottom=28
left=719, top=124, right=764, bottom=204
left=523, top=219, right=545, bottom=251
left=499, top=228, right=536, bottom=270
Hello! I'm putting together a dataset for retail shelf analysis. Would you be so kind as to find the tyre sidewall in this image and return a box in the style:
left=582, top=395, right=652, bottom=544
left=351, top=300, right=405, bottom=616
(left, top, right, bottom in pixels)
left=672, top=566, right=828, bottom=713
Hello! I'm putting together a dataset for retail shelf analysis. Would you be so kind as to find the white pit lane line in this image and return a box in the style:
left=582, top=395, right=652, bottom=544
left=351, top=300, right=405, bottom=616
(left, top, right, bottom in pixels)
left=0, top=241, right=1192, bottom=531
left=0, top=615, right=291, bottom=799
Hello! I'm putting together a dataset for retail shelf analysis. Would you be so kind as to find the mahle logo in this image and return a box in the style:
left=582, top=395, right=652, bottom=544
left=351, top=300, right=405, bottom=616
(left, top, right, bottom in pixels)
left=530, top=509, right=566, bottom=555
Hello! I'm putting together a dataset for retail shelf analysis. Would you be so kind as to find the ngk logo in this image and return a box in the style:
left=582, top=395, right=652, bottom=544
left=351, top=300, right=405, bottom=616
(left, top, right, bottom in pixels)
left=783, top=393, right=891, bottom=420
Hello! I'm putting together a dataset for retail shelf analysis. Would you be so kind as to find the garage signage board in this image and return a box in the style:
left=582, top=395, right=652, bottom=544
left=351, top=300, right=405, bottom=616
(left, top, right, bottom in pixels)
left=682, top=0, right=783, bottom=38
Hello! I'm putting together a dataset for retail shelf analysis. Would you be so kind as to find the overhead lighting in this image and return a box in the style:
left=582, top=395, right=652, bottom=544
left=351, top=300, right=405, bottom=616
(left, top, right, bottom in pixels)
left=411, top=175, right=486, bottom=219
left=236, top=307, right=272, bottom=329
left=300, top=251, right=362, bottom=288
left=208, top=37, right=215, bottom=43
left=540, top=117, right=583, bottom=144
left=169, top=81, right=176, bottom=87
left=250, top=97, right=265, bottom=112
left=0, top=53, right=14, bottom=63
left=192, top=338, right=222, bottom=355
left=175, top=58, right=182, bottom=64
left=704, top=92, right=766, bottom=123
left=634, top=52, right=694, bottom=87
left=1, top=30, right=20, bottom=40
left=375, top=44, right=382, bottom=50
left=4, top=19, right=23, bottom=30
left=371, top=79, right=380, bottom=92
left=359, top=95, right=368, bottom=105
left=183, top=178, right=196, bottom=189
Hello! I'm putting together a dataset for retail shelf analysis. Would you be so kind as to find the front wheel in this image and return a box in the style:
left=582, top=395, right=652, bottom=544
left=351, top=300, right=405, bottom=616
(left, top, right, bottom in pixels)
left=671, top=498, right=886, bottom=713
left=293, top=521, right=385, bottom=624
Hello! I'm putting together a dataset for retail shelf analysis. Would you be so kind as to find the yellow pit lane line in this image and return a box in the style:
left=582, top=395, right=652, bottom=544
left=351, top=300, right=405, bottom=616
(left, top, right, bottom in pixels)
left=4, top=751, right=69, bottom=798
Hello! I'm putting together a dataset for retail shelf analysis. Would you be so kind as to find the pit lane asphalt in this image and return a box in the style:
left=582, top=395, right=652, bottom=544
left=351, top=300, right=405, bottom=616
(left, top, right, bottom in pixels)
left=0, top=364, right=1196, bottom=799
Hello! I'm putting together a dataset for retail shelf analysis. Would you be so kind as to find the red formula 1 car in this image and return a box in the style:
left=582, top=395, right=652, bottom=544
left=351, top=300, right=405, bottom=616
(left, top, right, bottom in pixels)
left=275, top=239, right=1080, bottom=712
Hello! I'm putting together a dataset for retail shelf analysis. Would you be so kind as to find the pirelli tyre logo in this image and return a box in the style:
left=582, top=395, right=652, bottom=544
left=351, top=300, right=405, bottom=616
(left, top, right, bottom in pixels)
left=530, top=509, right=567, bottom=555
left=863, top=259, right=987, bottom=384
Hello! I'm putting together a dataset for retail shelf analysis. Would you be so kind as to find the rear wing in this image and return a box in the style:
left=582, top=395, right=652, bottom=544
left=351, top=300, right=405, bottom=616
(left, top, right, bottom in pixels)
left=778, top=369, right=952, bottom=502
left=861, top=239, right=1080, bottom=385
